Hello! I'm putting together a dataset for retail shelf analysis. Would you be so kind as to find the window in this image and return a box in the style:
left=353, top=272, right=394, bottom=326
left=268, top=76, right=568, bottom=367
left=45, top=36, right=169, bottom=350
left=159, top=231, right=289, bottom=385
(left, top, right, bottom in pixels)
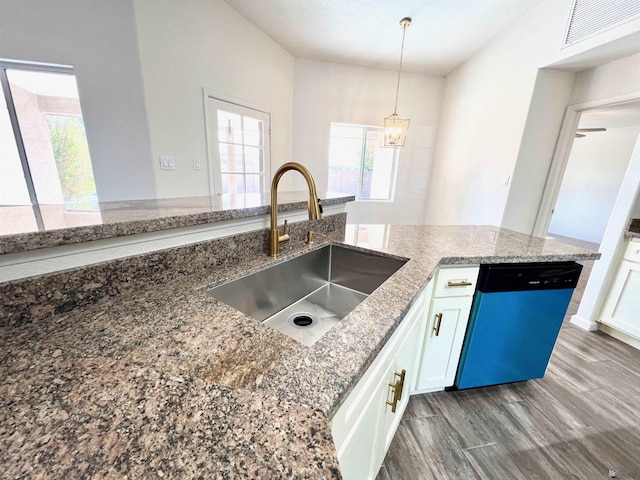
left=0, top=63, right=99, bottom=235
left=328, top=123, right=398, bottom=200
left=206, top=96, right=270, bottom=196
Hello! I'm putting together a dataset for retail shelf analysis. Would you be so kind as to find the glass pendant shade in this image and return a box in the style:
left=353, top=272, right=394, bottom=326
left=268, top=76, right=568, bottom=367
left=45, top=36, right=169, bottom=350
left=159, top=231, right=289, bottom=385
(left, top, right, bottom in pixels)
left=383, top=113, right=410, bottom=147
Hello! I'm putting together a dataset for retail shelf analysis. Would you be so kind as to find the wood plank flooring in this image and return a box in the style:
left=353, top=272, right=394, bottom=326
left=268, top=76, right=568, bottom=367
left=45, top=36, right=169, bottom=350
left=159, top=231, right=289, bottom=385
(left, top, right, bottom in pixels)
left=378, top=259, right=640, bottom=479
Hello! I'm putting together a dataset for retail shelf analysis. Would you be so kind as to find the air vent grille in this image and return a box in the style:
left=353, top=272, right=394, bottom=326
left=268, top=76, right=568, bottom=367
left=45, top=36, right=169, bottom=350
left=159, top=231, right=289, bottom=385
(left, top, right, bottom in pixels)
left=565, top=0, right=640, bottom=46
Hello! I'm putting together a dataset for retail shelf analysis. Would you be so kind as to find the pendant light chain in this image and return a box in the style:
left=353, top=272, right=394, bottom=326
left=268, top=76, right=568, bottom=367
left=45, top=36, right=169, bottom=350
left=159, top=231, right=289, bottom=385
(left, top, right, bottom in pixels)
left=393, top=22, right=408, bottom=115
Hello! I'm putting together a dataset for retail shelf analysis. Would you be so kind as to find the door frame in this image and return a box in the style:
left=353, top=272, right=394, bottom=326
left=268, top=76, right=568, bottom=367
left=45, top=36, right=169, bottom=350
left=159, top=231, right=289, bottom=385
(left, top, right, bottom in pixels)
left=202, top=88, right=271, bottom=196
left=533, top=91, right=640, bottom=238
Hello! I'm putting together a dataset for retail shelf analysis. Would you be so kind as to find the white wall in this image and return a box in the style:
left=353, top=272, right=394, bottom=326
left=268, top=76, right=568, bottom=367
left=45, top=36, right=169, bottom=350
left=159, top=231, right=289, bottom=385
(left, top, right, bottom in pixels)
left=548, top=125, right=640, bottom=243
left=569, top=52, right=640, bottom=104
left=293, top=59, right=444, bottom=224
left=0, top=0, right=156, bottom=201
left=133, top=0, right=295, bottom=198
left=425, top=0, right=575, bottom=227
left=426, top=0, right=640, bottom=231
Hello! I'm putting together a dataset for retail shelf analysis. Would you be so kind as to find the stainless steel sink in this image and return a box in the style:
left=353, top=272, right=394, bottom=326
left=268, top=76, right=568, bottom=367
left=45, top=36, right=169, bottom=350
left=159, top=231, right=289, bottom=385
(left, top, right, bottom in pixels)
left=206, top=245, right=407, bottom=345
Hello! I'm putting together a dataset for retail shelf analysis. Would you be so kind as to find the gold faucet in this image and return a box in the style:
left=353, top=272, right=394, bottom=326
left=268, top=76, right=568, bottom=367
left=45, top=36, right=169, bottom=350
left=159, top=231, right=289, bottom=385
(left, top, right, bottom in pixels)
left=269, top=162, right=322, bottom=257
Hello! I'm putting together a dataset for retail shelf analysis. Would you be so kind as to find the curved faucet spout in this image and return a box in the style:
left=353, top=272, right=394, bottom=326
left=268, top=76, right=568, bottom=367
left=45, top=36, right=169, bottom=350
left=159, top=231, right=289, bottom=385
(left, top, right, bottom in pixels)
left=270, top=162, right=322, bottom=257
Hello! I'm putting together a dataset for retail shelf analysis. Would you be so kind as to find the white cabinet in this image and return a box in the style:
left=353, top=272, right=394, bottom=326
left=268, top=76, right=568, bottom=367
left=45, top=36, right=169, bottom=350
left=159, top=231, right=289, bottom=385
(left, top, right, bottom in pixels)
left=331, top=281, right=429, bottom=480
left=415, top=265, right=479, bottom=393
left=331, top=264, right=479, bottom=479
left=601, top=239, right=640, bottom=341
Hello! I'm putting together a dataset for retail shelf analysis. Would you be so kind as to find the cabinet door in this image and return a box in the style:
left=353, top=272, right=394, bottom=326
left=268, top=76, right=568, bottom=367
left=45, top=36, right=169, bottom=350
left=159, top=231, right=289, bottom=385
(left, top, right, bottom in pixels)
left=601, top=259, right=640, bottom=340
left=332, top=290, right=426, bottom=480
left=337, top=356, right=393, bottom=480
left=417, top=296, right=472, bottom=391
left=374, top=314, right=421, bottom=473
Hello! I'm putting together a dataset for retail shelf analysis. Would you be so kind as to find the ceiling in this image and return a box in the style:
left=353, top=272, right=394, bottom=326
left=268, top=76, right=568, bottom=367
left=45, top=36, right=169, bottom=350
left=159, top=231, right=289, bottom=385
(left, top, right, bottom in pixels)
left=224, top=0, right=546, bottom=76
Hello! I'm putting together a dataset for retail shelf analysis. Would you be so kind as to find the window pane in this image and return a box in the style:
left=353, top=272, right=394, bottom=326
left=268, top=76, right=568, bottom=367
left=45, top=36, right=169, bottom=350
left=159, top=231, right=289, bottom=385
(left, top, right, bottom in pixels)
left=243, top=116, right=263, bottom=147
left=362, top=134, right=394, bottom=200
left=45, top=115, right=98, bottom=210
left=219, top=143, right=244, bottom=172
left=0, top=88, right=31, bottom=205
left=217, top=110, right=243, bottom=144
left=328, top=124, right=363, bottom=196
left=222, top=173, right=245, bottom=194
left=245, top=174, right=263, bottom=193
left=244, top=146, right=263, bottom=173
left=7, top=68, right=99, bottom=209
left=212, top=99, right=270, bottom=196
left=328, top=123, right=396, bottom=200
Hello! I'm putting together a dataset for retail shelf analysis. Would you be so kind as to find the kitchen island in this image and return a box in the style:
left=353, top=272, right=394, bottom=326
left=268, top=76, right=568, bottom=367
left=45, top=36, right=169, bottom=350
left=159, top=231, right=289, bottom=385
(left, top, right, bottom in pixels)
left=0, top=225, right=599, bottom=478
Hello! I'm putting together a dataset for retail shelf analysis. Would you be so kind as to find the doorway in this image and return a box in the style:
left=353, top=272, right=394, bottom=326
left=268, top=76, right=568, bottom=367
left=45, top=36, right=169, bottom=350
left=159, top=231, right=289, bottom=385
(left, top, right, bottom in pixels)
left=535, top=95, right=640, bottom=331
left=546, top=101, right=640, bottom=246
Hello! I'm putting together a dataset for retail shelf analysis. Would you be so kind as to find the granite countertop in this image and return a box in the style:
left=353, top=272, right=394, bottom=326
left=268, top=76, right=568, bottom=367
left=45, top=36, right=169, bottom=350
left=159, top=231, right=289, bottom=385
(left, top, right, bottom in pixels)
left=0, top=225, right=600, bottom=478
left=626, top=218, right=640, bottom=238
left=0, top=192, right=354, bottom=255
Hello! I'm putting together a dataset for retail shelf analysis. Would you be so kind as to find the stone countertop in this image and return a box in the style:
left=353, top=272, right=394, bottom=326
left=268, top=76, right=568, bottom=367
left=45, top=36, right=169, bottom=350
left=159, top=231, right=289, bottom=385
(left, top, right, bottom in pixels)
left=0, top=225, right=600, bottom=478
left=0, top=191, right=354, bottom=255
left=626, top=218, right=640, bottom=238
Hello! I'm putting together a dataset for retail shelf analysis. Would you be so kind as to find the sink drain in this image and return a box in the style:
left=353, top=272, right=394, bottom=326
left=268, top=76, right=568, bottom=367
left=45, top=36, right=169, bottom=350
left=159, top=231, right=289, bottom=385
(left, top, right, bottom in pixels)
left=293, top=315, right=313, bottom=326
left=288, top=312, right=317, bottom=328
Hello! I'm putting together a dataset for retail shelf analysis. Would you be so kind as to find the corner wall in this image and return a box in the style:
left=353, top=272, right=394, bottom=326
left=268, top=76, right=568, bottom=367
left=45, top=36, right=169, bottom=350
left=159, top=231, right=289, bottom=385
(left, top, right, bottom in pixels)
left=133, top=0, right=295, bottom=198
left=425, top=0, right=575, bottom=227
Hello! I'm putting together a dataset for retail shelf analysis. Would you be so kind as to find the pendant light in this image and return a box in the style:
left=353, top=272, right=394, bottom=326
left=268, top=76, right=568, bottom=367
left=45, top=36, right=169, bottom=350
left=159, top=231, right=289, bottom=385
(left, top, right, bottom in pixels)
left=382, top=17, right=411, bottom=148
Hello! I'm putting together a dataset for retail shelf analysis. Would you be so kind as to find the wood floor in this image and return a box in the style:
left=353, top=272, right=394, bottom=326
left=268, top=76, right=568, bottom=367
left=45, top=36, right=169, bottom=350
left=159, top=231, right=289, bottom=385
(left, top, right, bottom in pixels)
left=378, top=259, right=640, bottom=479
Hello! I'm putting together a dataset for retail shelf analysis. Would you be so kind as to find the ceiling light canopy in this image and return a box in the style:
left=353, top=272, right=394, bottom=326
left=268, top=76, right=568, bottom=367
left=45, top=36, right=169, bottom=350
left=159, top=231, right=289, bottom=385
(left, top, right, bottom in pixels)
left=382, top=17, right=411, bottom=148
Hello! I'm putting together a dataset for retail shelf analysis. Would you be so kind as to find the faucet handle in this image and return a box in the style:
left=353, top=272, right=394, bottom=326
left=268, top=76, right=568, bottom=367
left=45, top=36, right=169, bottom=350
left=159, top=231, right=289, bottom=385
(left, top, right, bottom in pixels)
left=278, top=219, right=290, bottom=244
left=317, top=198, right=323, bottom=214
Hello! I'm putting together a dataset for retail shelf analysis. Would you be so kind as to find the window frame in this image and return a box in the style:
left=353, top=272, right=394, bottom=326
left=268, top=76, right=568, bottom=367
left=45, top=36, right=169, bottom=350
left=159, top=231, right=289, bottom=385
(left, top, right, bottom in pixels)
left=204, top=92, right=271, bottom=196
left=0, top=60, right=86, bottom=231
left=328, top=122, right=399, bottom=202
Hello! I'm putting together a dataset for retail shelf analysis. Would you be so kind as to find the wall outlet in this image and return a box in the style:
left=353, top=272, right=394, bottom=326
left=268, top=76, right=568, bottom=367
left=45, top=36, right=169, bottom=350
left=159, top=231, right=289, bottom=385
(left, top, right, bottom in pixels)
left=159, top=155, right=175, bottom=170
left=193, top=158, right=201, bottom=171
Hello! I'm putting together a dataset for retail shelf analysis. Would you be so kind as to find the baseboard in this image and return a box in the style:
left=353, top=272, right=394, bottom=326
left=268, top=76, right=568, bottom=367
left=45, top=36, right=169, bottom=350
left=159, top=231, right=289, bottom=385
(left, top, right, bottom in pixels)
left=598, top=323, right=640, bottom=350
left=411, top=386, right=446, bottom=395
left=570, top=314, right=599, bottom=331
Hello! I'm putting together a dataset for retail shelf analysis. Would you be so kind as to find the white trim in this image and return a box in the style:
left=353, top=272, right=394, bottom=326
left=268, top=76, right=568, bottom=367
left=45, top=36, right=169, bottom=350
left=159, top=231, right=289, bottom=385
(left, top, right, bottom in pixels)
left=569, top=314, right=599, bottom=331
left=0, top=204, right=345, bottom=283
left=598, top=322, right=640, bottom=349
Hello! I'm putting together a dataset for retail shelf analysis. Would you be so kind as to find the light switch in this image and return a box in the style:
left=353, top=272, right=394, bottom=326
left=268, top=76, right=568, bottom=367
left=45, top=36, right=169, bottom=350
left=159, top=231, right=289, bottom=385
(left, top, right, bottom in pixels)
left=159, top=155, right=175, bottom=170
left=193, top=158, right=201, bottom=171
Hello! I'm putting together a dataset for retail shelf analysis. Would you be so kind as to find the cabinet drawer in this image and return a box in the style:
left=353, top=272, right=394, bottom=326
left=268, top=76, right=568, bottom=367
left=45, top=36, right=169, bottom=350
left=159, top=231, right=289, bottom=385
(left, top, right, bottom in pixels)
left=433, top=266, right=479, bottom=298
left=624, top=239, right=640, bottom=264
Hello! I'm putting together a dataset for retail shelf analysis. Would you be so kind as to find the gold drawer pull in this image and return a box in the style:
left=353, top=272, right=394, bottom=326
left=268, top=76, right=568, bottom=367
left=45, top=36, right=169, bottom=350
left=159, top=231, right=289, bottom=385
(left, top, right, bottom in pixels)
left=395, top=369, right=406, bottom=401
left=447, top=280, right=472, bottom=287
left=386, top=369, right=407, bottom=413
left=386, top=380, right=401, bottom=413
left=433, top=312, right=443, bottom=336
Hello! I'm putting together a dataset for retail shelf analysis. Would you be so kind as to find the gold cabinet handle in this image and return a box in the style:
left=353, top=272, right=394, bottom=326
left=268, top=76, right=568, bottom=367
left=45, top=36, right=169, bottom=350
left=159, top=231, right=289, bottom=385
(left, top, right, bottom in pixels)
left=394, top=369, right=406, bottom=401
left=447, top=280, right=472, bottom=287
left=433, top=312, right=443, bottom=336
left=386, top=380, right=401, bottom=413
left=385, top=369, right=407, bottom=413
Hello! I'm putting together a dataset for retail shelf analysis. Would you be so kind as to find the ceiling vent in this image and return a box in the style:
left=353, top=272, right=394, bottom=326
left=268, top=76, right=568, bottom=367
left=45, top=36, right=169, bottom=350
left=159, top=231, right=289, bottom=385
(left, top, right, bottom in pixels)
left=564, top=0, right=640, bottom=46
